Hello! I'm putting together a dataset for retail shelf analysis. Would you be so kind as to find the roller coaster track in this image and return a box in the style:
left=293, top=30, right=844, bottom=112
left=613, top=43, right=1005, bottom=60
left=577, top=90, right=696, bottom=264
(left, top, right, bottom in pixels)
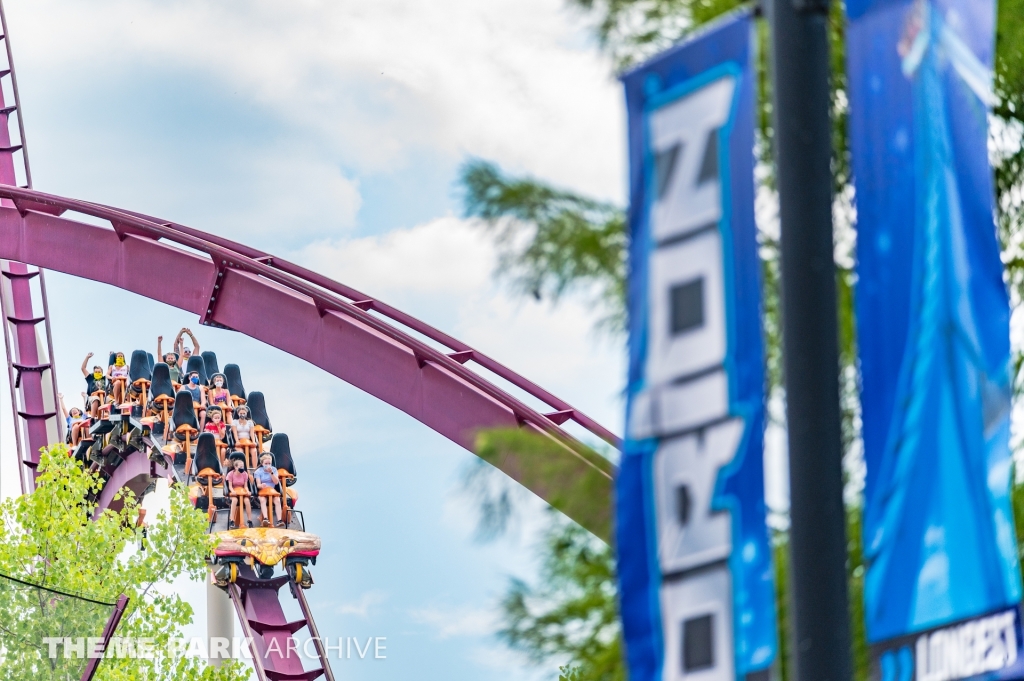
left=0, top=184, right=620, bottom=535
left=0, top=5, right=619, bottom=679
left=0, top=1, right=63, bottom=490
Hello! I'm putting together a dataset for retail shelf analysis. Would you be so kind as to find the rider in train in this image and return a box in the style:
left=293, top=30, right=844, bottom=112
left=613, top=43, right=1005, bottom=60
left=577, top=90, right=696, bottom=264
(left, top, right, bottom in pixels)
left=108, top=351, right=130, bottom=404
left=81, top=352, right=109, bottom=417
left=156, top=335, right=184, bottom=385
left=156, top=328, right=200, bottom=373
left=207, top=373, right=232, bottom=419
left=232, top=405, right=257, bottom=468
left=203, top=406, right=230, bottom=461
left=174, top=328, right=200, bottom=370
left=254, top=453, right=284, bottom=527
left=58, top=392, right=89, bottom=447
left=224, top=456, right=254, bottom=528
left=184, top=370, right=208, bottom=427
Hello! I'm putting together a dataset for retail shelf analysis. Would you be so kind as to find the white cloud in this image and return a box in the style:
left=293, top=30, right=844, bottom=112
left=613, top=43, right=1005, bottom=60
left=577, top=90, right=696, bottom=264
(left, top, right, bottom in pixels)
left=290, top=217, right=626, bottom=431
left=409, top=604, right=498, bottom=639
left=337, top=590, right=389, bottom=618
left=294, top=216, right=494, bottom=302
left=8, top=0, right=624, bottom=203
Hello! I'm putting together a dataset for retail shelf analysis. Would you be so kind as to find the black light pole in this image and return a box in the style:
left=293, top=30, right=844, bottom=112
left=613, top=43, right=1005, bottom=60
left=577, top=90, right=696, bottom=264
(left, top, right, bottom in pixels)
left=766, top=0, right=853, bottom=678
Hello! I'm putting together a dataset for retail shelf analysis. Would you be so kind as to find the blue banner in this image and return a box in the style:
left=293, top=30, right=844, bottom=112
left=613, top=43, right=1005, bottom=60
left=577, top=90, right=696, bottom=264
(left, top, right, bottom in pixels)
left=618, top=12, right=776, bottom=681
left=848, top=0, right=1024, bottom=672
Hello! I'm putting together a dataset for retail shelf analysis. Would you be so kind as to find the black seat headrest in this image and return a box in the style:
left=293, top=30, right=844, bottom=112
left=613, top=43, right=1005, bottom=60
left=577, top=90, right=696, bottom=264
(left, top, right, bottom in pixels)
left=147, top=352, right=155, bottom=371
left=171, top=391, right=198, bottom=433
left=184, top=355, right=208, bottom=385
left=108, top=352, right=118, bottom=367
left=227, top=450, right=247, bottom=465
left=209, top=373, right=227, bottom=389
left=224, top=364, right=245, bottom=400
left=193, top=433, right=221, bottom=475
left=247, top=392, right=271, bottom=431
left=150, top=363, right=174, bottom=399
left=269, top=433, right=296, bottom=478
left=129, top=350, right=152, bottom=382
left=201, top=351, right=220, bottom=377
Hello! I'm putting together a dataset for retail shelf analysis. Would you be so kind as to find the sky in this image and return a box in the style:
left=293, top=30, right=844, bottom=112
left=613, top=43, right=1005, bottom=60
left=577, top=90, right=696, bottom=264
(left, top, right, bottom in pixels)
left=0, top=1, right=630, bottom=680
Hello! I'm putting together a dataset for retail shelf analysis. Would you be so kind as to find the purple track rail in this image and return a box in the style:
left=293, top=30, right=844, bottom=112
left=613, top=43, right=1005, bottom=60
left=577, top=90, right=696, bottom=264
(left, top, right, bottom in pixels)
left=0, top=185, right=619, bottom=534
left=0, top=2, right=62, bottom=490
left=0, top=6, right=612, bottom=680
left=230, top=569, right=334, bottom=681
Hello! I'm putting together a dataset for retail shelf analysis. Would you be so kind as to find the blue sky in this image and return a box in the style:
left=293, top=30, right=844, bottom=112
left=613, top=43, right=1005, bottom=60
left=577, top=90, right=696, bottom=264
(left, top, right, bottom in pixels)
left=0, top=1, right=629, bottom=679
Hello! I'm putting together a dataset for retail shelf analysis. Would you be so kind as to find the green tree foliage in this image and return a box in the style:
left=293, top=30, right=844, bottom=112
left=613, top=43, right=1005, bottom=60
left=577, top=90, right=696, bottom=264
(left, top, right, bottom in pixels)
left=472, top=428, right=614, bottom=541
left=461, top=2, right=1024, bottom=680
left=461, top=160, right=627, bottom=331
left=0, top=447, right=242, bottom=681
left=499, top=516, right=623, bottom=681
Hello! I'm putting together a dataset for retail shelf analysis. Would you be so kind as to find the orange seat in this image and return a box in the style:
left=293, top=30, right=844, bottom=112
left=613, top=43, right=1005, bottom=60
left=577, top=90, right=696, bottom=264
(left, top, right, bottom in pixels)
left=258, top=486, right=281, bottom=526
left=229, top=486, right=250, bottom=527
left=278, top=470, right=296, bottom=526
left=176, top=424, right=198, bottom=477
left=235, top=438, right=257, bottom=468
left=133, top=378, right=151, bottom=408
left=195, top=468, right=222, bottom=524
left=111, top=376, right=128, bottom=404
left=252, top=425, right=271, bottom=455
left=152, top=395, right=175, bottom=438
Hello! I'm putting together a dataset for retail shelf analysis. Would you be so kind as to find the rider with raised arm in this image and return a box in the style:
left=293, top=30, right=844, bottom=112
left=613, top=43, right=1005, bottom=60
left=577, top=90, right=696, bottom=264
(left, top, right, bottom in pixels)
left=174, top=327, right=200, bottom=371
left=156, top=335, right=182, bottom=385
left=81, top=352, right=107, bottom=417
left=58, top=392, right=89, bottom=446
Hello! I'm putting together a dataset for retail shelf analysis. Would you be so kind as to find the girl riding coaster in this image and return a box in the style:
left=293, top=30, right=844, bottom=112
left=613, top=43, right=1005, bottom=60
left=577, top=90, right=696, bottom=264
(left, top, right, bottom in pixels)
left=108, top=352, right=130, bottom=404
left=225, top=456, right=254, bottom=529
left=233, top=405, right=257, bottom=468
left=203, top=406, right=229, bottom=462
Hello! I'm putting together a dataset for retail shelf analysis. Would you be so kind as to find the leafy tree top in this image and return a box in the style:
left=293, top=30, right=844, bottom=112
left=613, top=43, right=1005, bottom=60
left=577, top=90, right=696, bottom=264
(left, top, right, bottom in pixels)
left=0, top=448, right=242, bottom=681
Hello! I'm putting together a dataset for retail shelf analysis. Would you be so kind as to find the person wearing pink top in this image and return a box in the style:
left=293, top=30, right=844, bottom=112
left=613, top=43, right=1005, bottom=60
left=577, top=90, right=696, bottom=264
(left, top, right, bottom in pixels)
left=225, top=458, right=253, bottom=528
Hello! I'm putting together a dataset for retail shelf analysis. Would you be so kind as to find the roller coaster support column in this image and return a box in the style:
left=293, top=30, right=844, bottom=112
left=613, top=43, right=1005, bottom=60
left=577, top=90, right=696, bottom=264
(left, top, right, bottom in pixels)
left=766, top=0, right=853, bottom=678
left=207, top=577, right=234, bottom=667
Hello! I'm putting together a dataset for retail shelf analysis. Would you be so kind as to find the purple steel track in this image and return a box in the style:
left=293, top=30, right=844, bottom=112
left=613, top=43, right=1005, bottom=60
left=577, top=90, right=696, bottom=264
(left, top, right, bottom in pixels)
left=0, top=1, right=62, bottom=489
left=94, top=450, right=174, bottom=516
left=80, top=593, right=130, bottom=681
left=0, top=185, right=619, bottom=525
